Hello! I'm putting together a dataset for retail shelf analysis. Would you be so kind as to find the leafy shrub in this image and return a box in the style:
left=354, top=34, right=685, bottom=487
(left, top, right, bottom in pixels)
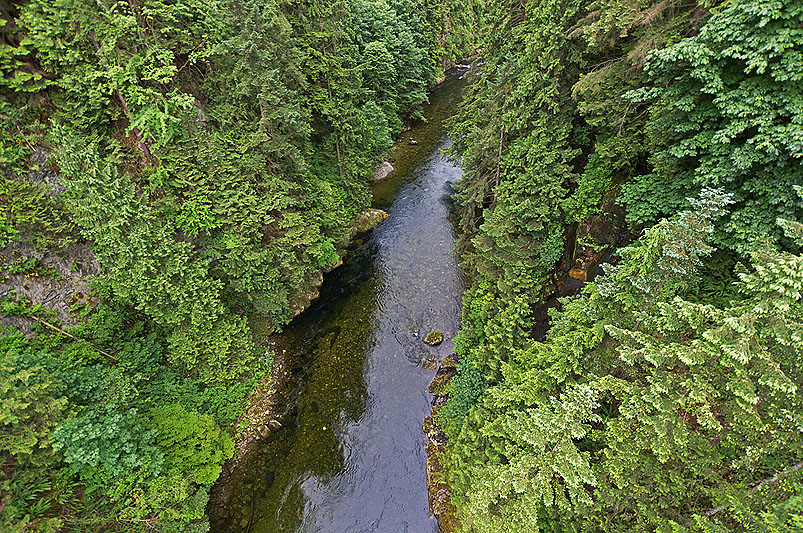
left=151, top=403, right=234, bottom=485
left=52, top=407, right=164, bottom=485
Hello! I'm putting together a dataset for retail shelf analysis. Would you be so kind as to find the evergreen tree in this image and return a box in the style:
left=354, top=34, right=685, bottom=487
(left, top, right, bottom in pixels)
left=445, top=190, right=803, bottom=531
left=622, top=0, right=803, bottom=251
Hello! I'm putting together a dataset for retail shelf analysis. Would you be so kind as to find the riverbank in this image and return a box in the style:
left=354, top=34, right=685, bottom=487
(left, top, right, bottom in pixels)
left=206, top=207, right=389, bottom=520
left=424, top=356, right=460, bottom=532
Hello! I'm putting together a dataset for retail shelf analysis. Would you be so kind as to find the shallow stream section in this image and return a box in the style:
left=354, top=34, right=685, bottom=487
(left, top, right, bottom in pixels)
left=209, top=72, right=467, bottom=533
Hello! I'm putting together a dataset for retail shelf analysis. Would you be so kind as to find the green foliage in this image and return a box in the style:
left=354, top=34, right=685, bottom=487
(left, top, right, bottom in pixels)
left=360, top=98, right=394, bottom=155
left=622, top=0, right=803, bottom=251
left=443, top=0, right=706, bottom=437
left=459, top=384, right=600, bottom=532
left=151, top=403, right=234, bottom=485
left=52, top=407, right=164, bottom=484
left=444, top=0, right=803, bottom=529
left=0, top=300, right=255, bottom=530
left=108, top=469, right=212, bottom=532
left=0, top=335, right=66, bottom=466
left=117, top=333, right=163, bottom=379
left=350, top=0, right=433, bottom=144
left=440, top=355, right=487, bottom=426
left=166, top=315, right=258, bottom=384
left=421, top=0, right=480, bottom=77
left=57, top=141, right=226, bottom=328
left=0, top=175, right=75, bottom=250
left=691, top=481, right=803, bottom=533
left=446, top=190, right=803, bottom=531
left=449, top=0, right=584, bottom=300
left=5, top=256, right=36, bottom=275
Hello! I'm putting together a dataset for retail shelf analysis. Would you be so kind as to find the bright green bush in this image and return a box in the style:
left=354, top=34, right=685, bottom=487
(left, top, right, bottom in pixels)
left=151, top=403, right=234, bottom=485
left=52, top=407, right=164, bottom=485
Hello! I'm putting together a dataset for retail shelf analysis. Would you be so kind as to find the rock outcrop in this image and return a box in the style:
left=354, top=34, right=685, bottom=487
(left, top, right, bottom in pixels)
left=424, top=354, right=459, bottom=532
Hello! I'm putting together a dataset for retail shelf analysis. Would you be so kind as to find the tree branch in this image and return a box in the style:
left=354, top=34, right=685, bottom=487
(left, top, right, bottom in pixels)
left=31, top=315, right=118, bottom=361
left=705, top=460, right=803, bottom=518
left=491, top=129, right=503, bottom=209
left=89, top=37, right=153, bottom=162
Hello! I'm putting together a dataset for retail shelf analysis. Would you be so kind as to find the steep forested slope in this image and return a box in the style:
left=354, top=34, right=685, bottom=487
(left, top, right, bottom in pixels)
left=442, top=0, right=803, bottom=530
left=4, top=0, right=801, bottom=529
left=0, top=0, right=477, bottom=530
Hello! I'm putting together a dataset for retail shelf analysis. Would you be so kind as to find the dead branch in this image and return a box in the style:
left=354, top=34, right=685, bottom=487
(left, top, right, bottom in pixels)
left=31, top=315, right=118, bottom=361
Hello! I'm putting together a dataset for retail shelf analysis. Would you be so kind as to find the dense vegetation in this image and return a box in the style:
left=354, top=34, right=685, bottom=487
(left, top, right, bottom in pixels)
left=3, top=0, right=801, bottom=529
left=0, top=0, right=476, bottom=529
left=442, top=0, right=803, bottom=530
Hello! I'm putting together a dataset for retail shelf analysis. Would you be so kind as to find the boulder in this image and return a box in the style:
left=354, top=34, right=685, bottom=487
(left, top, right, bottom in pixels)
left=374, top=160, right=394, bottom=181
left=352, top=208, right=389, bottom=234
left=424, top=331, right=444, bottom=346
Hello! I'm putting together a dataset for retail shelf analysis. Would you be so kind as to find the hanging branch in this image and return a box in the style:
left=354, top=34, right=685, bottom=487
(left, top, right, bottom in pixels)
left=490, top=129, right=504, bottom=209
left=89, top=37, right=153, bottom=162
left=495, top=129, right=504, bottom=188
left=31, top=315, right=118, bottom=361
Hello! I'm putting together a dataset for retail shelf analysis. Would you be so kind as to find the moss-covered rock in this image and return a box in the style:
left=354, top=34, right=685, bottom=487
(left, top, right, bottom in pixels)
left=424, top=331, right=444, bottom=345
left=439, top=354, right=457, bottom=369
left=425, top=358, right=460, bottom=532
left=352, top=208, right=389, bottom=234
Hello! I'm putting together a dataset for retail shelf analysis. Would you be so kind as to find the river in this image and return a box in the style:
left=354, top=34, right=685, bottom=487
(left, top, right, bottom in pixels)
left=210, top=71, right=467, bottom=533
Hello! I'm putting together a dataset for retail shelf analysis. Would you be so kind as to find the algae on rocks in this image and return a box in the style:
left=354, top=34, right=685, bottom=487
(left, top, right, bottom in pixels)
left=424, top=331, right=443, bottom=345
left=353, top=208, right=389, bottom=234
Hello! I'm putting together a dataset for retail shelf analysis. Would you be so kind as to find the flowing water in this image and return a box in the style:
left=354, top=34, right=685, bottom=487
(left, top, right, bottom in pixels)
left=211, top=71, right=467, bottom=533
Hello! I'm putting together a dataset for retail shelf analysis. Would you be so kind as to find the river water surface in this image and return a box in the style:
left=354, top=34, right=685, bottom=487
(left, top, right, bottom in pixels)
left=212, top=72, right=466, bottom=533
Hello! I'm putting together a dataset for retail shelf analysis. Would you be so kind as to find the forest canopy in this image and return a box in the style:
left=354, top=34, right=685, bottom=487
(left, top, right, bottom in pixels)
left=441, top=0, right=803, bottom=530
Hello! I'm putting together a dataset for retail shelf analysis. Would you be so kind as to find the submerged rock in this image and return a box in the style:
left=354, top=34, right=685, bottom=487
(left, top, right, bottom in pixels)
left=374, top=160, right=394, bottom=181
left=424, top=331, right=444, bottom=346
